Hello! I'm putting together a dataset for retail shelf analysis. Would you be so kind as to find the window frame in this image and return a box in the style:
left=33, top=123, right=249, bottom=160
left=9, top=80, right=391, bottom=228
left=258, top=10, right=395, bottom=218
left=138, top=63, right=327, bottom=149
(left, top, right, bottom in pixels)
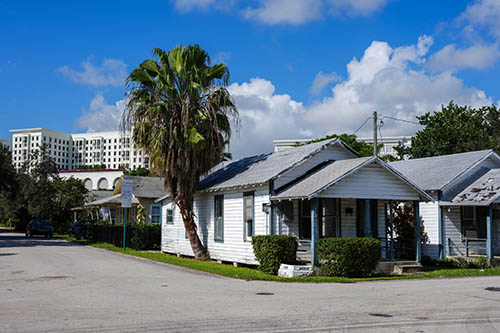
left=150, top=204, right=162, bottom=224
left=214, top=195, right=224, bottom=242
left=166, top=207, right=174, bottom=224
left=243, top=191, right=255, bottom=241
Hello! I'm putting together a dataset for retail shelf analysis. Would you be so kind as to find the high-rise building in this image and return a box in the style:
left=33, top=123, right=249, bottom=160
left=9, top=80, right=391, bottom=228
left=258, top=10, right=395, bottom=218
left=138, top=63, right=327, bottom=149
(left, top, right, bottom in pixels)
left=10, top=128, right=150, bottom=171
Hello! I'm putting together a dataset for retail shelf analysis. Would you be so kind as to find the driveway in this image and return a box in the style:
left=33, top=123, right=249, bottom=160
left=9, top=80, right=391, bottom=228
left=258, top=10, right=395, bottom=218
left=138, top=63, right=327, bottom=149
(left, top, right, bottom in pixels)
left=1, top=231, right=500, bottom=332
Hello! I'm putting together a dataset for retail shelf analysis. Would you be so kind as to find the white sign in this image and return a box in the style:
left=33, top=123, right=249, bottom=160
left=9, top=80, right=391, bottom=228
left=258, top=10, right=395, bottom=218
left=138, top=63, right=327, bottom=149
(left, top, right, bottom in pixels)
left=121, top=179, right=134, bottom=208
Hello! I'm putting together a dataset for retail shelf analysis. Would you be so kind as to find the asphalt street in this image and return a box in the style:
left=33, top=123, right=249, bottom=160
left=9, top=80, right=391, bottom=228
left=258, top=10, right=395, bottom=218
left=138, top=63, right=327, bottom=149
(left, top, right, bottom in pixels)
left=2, top=231, right=500, bottom=332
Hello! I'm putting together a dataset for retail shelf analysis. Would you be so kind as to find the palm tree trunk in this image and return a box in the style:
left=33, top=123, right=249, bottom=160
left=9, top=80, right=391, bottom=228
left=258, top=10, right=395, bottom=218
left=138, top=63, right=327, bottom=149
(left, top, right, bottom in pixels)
left=177, top=198, right=210, bottom=260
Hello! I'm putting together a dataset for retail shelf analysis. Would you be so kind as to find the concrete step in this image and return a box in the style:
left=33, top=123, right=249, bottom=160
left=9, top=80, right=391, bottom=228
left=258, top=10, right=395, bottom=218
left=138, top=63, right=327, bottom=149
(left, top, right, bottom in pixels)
left=393, top=262, right=423, bottom=275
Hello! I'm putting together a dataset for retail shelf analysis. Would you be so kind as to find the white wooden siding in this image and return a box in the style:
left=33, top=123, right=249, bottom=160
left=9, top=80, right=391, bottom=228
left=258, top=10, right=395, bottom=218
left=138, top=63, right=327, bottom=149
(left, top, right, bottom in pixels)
left=420, top=201, right=439, bottom=258
left=161, top=186, right=270, bottom=264
left=273, top=144, right=356, bottom=189
left=340, top=198, right=356, bottom=237
left=319, top=164, right=420, bottom=200
left=443, top=206, right=464, bottom=256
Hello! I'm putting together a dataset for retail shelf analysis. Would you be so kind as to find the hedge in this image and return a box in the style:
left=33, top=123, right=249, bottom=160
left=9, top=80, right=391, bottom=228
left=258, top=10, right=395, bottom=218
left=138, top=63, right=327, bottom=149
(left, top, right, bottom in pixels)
left=318, top=237, right=381, bottom=277
left=252, top=235, right=298, bottom=275
left=81, top=222, right=161, bottom=251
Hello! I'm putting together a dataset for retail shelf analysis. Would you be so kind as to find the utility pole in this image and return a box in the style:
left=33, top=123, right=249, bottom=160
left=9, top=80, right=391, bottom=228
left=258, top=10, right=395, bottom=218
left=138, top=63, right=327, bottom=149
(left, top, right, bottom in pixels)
left=373, top=111, right=378, bottom=157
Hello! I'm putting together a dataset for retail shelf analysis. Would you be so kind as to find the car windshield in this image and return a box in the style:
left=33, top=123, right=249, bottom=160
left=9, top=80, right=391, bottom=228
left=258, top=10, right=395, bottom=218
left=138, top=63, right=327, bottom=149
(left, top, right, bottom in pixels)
left=37, top=221, right=51, bottom=227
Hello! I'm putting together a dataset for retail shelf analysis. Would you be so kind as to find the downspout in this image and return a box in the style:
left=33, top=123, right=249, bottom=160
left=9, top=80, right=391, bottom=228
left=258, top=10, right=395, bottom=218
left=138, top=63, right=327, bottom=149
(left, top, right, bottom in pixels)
left=269, top=180, right=274, bottom=235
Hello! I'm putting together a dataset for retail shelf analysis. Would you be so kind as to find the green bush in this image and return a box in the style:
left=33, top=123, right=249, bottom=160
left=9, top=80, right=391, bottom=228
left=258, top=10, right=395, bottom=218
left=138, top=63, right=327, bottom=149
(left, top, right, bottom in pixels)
left=318, top=237, right=381, bottom=277
left=252, top=235, right=298, bottom=275
left=130, top=223, right=161, bottom=250
left=474, top=256, right=491, bottom=269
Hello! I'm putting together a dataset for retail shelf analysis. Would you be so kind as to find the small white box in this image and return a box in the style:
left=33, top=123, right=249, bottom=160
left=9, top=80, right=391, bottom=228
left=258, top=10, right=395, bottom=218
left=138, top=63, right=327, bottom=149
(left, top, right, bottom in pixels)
left=278, top=264, right=313, bottom=278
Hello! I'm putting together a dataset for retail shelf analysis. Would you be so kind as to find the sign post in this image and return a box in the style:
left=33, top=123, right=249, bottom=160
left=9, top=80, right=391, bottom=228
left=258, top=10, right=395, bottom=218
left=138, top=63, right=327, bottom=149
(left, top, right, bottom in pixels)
left=121, top=179, right=133, bottom=251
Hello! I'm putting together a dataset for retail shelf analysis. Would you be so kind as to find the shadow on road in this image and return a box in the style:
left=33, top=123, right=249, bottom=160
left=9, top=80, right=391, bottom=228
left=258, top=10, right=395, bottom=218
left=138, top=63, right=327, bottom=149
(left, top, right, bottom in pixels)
left=0, top=234, right=83, bottom=248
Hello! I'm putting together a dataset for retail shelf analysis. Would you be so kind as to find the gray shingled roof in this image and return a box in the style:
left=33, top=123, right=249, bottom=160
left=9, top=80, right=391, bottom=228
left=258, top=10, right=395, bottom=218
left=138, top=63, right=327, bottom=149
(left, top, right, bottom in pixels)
left=272, top=157, right=372, bottom=199
left=390, top=150, right=494, bottom=191
left=199, top=138, right=357, bottom=191
left=85, top=193, right=140, bottom=207
left=451, top=168, right=500, bottom=206
left=121, top=176, right=165, bottom=198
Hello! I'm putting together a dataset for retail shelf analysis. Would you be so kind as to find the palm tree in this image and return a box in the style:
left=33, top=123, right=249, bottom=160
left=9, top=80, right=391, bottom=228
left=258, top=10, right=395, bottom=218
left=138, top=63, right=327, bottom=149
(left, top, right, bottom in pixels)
left=123, top=45, right=238, bottom=259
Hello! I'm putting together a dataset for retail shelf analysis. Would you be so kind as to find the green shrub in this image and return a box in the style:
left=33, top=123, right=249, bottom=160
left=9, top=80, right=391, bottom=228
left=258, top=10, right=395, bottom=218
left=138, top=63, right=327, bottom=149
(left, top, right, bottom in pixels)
left=318, top=237, right=381, bottom=277
left=130, top=223, right=161, bottom=250
left=252, top=235, right=297, bottom=275
left=474, top=256, right=491, bottom=269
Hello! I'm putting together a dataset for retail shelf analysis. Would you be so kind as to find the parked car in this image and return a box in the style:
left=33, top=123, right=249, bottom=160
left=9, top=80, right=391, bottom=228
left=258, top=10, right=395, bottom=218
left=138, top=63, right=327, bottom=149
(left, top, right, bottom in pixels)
left=70, top=219, right=96, bottom=240
left=26, top=220, right=54, bottom=238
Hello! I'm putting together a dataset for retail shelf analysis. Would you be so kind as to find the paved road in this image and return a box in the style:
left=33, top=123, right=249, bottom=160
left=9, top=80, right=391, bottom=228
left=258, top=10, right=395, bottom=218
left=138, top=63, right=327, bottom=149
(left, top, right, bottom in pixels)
left=2, top=231, right=500, bottom=332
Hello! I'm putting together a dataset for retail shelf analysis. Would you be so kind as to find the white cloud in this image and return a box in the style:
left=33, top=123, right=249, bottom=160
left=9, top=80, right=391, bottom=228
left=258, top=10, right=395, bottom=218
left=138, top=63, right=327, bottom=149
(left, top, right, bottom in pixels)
left=428, top=43, right=500, bottom=72
left=172, top=0, right=387, bottom=25
left=244, top=0, right=323, bottom=25
left=310, top=71, right=341, bottom=95
left=58, top=58, right=127, bottom=87
left=171, top=0, right=216, bottom=12
left=304, top=36, right=493, bottom=138
left=76, top=94, right=126, bottom=132
left=459, top=0, right=500, bottom=39
left=327, top=0, right=389, bottom=17
left=213, top=51, right=232, bottom=64
left=227, top=78, right=309, bottom=158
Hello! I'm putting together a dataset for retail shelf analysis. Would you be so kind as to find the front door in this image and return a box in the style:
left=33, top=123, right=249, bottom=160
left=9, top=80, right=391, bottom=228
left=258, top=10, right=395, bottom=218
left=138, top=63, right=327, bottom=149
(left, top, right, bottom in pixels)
left=319, top=198, right=338, bottom=238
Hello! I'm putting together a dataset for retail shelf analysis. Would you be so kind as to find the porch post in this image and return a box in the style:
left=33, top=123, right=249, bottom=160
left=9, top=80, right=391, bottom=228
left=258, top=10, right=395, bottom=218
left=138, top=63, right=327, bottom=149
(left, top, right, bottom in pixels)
left=487, top=205, right=493, bottom=261
left=389, top=200, right=394, bottom=261
left=414, top=201, right=421, bottom=262
left=269, top=204, right=274, bottom=235
left=269, top=181, right=274, bottom=235
left=311, top=198, right=319, bottom=265
left=364, top=199, right=371, bottom=237
left=438, top=205, right=444, bottom=259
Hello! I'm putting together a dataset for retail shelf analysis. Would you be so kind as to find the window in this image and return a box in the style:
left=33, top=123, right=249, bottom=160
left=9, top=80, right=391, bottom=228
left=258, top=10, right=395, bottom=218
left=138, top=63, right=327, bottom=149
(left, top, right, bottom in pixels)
left=243, top=192, right=254, bottom=240
left=214, top=195, right=223, bottom=242
left=150, top=205, right=161, bottom=224
left=166, top=208, right=173, bottom=224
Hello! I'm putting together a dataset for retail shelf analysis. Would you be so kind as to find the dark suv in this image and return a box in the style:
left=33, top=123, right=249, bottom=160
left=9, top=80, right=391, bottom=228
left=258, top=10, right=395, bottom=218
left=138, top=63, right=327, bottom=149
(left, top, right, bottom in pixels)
left=26, top=220, right=54, bottom=238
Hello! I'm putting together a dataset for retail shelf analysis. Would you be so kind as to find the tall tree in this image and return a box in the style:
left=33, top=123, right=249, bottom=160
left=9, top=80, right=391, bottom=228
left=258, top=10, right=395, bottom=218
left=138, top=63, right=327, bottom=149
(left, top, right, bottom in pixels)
left=123, top=45, right=238, bottom=259
left=395, top=101, right=499, bottom=159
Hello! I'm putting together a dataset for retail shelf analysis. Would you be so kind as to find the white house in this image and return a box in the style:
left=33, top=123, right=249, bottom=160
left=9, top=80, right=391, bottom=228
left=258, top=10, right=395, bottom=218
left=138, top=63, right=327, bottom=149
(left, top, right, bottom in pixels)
left=391, top=150, right=500, bottom=260
left=157, top=138, right=431, bottom=265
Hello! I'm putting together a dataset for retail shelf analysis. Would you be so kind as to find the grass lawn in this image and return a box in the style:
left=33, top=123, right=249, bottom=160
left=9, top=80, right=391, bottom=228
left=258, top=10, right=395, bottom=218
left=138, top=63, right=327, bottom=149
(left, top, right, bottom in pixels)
left=55, top=234, right=500, bottom=283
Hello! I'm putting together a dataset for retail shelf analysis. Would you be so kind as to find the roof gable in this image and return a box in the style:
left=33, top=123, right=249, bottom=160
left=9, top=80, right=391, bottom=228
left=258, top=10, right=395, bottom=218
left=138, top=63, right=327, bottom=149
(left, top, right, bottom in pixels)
left=390, top=150, right=497, bottom=191
left=272, top=157, right=432, bottom=201
left=450, top=168, right=500, bottom=206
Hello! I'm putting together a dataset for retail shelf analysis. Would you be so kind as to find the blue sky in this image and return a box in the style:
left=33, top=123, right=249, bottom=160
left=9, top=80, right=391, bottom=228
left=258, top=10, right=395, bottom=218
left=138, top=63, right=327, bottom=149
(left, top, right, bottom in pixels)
left=1, top=0, right=500, bottom=158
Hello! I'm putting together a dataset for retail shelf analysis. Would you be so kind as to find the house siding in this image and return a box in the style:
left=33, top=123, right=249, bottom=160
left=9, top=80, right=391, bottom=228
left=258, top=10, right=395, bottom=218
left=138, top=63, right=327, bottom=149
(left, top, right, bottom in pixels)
left=443, top=206, right=464, bottom=256
left=161, top=186, right=269, bottom=265
left=273, top=145, right=356, bottom=190
left=340, top=198, right=357, bottom=237
left=319, top=164, right=420, bottom=201
left=420, top=201, right=439, bottom=258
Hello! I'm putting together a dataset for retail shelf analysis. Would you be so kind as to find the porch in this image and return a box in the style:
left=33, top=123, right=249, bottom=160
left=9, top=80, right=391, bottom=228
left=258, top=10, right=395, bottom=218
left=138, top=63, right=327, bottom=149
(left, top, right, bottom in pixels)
left=269, top=157, right=431, bottom=266
left=273, top=197, right=423, bottom=265
left=441, top=204, right=500, bottom=260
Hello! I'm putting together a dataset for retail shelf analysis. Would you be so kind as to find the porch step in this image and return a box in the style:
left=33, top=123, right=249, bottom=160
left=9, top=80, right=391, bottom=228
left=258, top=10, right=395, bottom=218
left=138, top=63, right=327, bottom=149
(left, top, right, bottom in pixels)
left=393, top=262, right=423, bottom=275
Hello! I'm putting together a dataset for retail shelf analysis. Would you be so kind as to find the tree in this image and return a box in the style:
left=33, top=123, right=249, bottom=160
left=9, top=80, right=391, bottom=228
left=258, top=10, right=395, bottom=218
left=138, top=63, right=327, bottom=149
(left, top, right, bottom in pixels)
left=394, top=101, right=499, bottom=159
left=123, top=45, right=238, bottom=259
left=297, top=133, right=375, bottom=157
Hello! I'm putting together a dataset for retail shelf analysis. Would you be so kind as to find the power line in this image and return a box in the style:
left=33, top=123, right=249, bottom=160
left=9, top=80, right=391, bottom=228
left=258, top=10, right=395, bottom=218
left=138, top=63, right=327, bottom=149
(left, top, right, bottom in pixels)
left=380, top=115, right=421, bottom=125
left=353, top=116, right=372, bottom=135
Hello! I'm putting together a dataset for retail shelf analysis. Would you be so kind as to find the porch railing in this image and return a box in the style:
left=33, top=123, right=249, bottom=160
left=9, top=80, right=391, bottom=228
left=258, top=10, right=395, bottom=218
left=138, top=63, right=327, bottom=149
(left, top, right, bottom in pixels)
left=447, top=237, right=487, bottom=257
